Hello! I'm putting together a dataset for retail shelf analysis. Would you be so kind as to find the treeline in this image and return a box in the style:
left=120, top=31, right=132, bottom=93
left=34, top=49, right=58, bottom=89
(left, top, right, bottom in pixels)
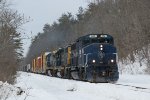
left=26, top=0, right=150, bottom=73
left=0, top=0, right=26, bottom=83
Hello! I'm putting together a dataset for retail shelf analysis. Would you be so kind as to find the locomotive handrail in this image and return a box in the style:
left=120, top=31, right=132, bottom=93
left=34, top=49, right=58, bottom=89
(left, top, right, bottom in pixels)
left=84, top=53, right=92, bottom=66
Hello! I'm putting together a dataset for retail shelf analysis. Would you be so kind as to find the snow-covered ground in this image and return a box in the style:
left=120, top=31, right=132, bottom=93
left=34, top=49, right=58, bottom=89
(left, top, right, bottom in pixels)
left=1, top=72, right=150, bottom=100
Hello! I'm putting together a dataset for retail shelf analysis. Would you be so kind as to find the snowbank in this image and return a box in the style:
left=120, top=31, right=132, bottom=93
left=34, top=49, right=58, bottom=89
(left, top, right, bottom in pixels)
left=118, top=53, right=147, bottom=74
left=0, top=81, right=22, bottom=100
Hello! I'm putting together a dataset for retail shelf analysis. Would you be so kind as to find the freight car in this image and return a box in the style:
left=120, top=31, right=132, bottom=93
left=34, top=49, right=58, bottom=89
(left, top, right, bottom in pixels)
left=30, top=34, right=119, bottom=83
left=31, top=52, right=51, bottom=74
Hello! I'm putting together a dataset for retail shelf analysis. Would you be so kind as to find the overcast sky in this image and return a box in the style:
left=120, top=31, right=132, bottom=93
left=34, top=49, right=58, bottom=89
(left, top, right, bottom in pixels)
left=11, top=0, right=89, bottom=57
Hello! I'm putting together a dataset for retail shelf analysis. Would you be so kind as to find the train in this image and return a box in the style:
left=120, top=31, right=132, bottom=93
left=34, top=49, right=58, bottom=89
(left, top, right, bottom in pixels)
left=24, top=34, right=119, bottom=83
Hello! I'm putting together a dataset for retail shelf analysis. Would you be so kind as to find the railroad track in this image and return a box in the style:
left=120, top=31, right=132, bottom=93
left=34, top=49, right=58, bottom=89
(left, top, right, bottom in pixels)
left=110, top=83, right=150, bottom=93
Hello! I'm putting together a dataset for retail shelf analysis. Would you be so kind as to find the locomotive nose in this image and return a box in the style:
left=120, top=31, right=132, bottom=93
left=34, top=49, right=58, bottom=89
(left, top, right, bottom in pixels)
left=85, top=66, right=119, bottom=83
left=85, top=66, right=108, bottom=82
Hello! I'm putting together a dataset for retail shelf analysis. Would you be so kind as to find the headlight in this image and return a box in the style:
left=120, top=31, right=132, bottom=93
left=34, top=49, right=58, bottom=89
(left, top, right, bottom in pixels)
left=92, top=60, right=96, bottom=63
left=100, top=45, right=103, bottom=48
left=100, top=48, right=103, bottom=50
left=111, top=59, right=114, bottom=63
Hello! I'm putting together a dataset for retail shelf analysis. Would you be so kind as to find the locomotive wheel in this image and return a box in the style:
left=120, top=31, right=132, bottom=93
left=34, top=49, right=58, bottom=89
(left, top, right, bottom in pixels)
left=53, top=69, right=58, bottom=77
left=47, top=70, right=52, bottom=76
left=79, top=70, right=84, bottom=80
left=79, top=68, right=86, bottom=81
left=57, top=71, right=62, bottom=78
left=66, top=68, right=71, bottom=79
left=80, top=70, right=86, bottom=81
left=50, top=69, right=55, bottom=77
left=60, top=69, right=64, bottom=78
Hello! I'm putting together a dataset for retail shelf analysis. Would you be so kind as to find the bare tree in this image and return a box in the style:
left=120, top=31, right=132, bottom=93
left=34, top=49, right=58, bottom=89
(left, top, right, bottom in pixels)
left=0, top=0, right=26, bottom=83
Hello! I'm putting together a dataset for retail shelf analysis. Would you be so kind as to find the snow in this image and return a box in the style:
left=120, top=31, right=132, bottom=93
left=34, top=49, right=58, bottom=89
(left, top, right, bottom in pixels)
left=0, top=72, right=148, bottom=100
left=0, top=81, right=21, bottom=100
left=118, top=53, right=147, bottom=74
left=118, top=75, right=150, bottom=88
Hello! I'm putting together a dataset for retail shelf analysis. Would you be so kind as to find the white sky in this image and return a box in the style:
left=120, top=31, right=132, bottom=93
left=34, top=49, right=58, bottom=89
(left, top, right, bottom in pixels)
left=11, top=0, right=89, bottom=57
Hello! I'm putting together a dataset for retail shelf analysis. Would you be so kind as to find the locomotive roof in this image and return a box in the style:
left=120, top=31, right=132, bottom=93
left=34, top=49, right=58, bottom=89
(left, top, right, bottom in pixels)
left=45, top=52, right=51, bottom=55
left=53, top=48, right=64, bottom=54
left=76, top=34, right=113, bottom=42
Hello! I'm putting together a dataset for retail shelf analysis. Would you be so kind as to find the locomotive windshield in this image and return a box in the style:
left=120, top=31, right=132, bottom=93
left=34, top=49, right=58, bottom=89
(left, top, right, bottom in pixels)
left=82, top=34, right=114, bottom=46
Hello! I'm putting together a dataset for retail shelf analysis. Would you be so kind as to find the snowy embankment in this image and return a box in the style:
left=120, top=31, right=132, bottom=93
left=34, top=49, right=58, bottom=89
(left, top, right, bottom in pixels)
left=0, top=81, right=22, bottom=100
left=1, top=72, right=149, bottom=100
left=118, top=55, right=147, bottom=74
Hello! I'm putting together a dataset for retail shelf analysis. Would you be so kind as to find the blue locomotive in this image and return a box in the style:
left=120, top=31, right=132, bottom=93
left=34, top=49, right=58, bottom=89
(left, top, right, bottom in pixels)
left=31, top=34, right=119, bottom=83
left=70, top=34, right=119, bottom=82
